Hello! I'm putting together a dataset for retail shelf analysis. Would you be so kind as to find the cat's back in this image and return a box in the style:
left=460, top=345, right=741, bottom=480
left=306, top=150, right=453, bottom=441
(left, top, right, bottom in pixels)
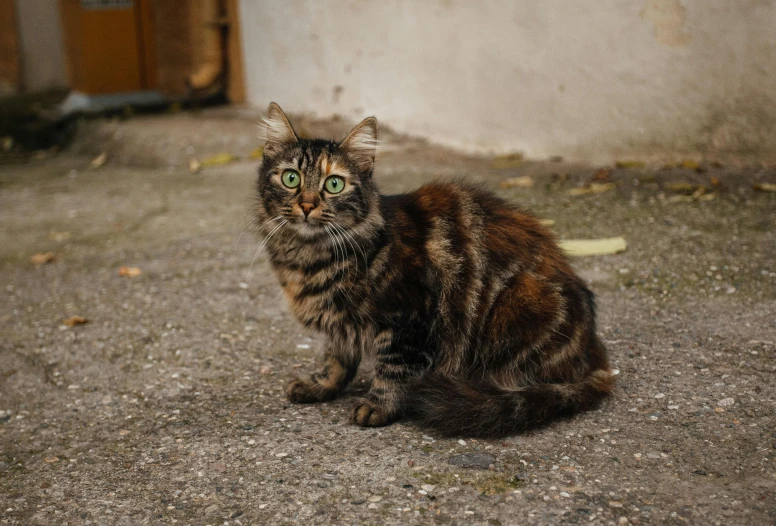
left=380, top=181, right=568, bottom=277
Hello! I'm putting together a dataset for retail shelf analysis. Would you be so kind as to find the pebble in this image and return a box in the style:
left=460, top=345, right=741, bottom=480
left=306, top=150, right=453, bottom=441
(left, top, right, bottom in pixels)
left=275, top=453, right=288, bottom=458
left=421, top=484, right=436, bottom=492
left=609, top=501, right=623, bottom=508
left=560, top=492, right=571, bottom=498
left=458, top=439, right=466, bottom=446
left=654, top=393, right=665, bottom=399
left=367, top=503, right=378, bottom=509
left=718, top=397, right=735, bottom=407
left=367, top=495, right=382, bottom=502
left=448, top=453, right=496, bottom=469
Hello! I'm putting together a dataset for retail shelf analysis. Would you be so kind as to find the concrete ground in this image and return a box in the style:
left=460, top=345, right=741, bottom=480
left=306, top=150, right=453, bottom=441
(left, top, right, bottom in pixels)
left=1, top=110, right=775, bottom=525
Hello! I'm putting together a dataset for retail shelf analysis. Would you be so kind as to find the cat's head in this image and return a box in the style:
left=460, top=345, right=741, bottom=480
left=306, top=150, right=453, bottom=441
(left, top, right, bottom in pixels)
left=257, top=103, right=379, bottom=237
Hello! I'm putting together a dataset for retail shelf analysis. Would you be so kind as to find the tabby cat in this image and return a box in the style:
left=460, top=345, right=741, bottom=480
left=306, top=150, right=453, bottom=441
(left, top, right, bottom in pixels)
left=255, top=103, right=614, bottom=437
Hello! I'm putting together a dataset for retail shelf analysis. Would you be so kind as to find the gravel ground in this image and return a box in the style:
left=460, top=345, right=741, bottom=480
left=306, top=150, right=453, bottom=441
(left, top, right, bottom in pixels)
left=1, top=111, right=775, bottom=525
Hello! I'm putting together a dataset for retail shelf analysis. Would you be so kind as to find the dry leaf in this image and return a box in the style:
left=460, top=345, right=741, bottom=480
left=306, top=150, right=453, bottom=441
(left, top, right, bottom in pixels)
left=499, top=176, right=534, bottom=189
left=118, top=266, right=142, bottom=278
left=249, top=146, right=264, bottom=159
left=753, top=183, right=776, bottom=192
left=44, top=456, right=59, bottom=463
left=666, top=194, right=695, bottom=203
left=665, top=182, right=703, bottom=194
left=665, top=184, right=716, bottom=202
left=591, top=168, right=610, bottom=182
left=567, top=182, right=616, bottom=196
left=615, top=160, right=645, bottom=169
left=559, top=237, right=627, bottom=257
left=49, top=230, right=71, bottom=242
left=188, top=158, right=201, bottom=174
left=201, top=152, right=238, bottom=167
left=490, top=152, right=524, bottom=169
left=91, top=152, right=107, bottom=169
left=31, top=252, right=56, bottom=265
left=63, top=316, right=88, bottom=327
left=667, top=193, right=716, bottom=203
left=710, top=176, right=720, bottom=187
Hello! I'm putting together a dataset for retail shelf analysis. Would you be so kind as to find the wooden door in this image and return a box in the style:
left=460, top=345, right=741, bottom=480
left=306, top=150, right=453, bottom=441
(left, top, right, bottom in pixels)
left=60, top=0, right=156, bottom=94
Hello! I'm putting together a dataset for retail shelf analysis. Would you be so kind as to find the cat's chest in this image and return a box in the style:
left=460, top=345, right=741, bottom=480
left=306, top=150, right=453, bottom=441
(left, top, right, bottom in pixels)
left=274, top=263, right=361, bottom=331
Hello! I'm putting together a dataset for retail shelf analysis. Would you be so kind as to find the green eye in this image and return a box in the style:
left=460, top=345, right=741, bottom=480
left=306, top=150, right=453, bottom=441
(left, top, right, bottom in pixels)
left=324, top=176, right=345, bottom=194
left=281, top=169, right=300, bottom=188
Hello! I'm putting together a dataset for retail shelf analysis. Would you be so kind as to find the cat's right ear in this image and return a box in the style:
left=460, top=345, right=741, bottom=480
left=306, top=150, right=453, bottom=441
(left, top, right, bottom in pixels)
left=262, top=103, right=298, bottom=157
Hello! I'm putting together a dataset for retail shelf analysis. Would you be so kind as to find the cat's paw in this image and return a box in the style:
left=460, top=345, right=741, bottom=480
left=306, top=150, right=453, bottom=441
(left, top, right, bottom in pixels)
left=352, top=398, right=393, bottom=427
left=286, top=378, right=333, bottom=403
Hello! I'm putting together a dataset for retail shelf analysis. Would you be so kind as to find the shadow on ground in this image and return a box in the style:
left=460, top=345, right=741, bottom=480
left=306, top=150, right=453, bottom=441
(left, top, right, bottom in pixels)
left=1, top=110, right=775, bottom=525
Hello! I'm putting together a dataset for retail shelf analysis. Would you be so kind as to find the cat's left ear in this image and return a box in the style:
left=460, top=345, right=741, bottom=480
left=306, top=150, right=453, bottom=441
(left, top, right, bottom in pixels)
left=340, top=117, right=378, bottom=174
left=263, top=102, right=298, bottom=157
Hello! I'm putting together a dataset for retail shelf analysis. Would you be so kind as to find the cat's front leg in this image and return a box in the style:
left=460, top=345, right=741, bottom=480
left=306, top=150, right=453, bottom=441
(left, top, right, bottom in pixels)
left=353, top=328, right=432, bottom=427
left=286, top=337, right=360, bottom=404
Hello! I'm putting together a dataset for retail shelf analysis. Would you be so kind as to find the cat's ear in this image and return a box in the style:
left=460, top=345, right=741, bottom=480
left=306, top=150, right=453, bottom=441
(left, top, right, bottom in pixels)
left=262, top=103, right=298, bottom=157
left=340, top=117, right=378, bottom=174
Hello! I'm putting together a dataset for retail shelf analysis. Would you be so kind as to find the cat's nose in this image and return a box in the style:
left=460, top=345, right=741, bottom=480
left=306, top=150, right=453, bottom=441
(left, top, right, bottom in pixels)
left=300, top=203, right=315, bottom=217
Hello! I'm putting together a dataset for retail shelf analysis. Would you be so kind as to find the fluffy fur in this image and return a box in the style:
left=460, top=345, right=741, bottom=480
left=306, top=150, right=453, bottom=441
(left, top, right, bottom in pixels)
left=254, top=103, right=614, bottom=437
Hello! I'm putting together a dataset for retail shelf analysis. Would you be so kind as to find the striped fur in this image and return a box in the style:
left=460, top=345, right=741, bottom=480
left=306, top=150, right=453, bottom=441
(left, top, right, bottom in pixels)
left=255, top=103, right=614, bottom=437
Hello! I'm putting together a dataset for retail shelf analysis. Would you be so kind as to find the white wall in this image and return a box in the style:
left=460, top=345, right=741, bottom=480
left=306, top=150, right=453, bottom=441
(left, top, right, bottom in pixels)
left=15, top=0, right=67, bottom=92
left=238, top=0, right=776, bottom=162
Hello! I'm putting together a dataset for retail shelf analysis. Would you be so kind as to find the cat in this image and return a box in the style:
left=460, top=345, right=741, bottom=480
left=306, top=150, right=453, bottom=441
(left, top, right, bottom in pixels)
left=254, top=103, right=614, bottom=437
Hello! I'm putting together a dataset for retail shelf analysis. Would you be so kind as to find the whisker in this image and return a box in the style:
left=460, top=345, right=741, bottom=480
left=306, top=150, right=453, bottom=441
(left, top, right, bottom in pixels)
left=235, top=214, right=282, bottom=271
left=326, top=224, right=356, bottom=306
left=324, top=226, right=342, bottom=307
left=332, top=222, right=368, bottom=274
left=244, top=219, right=287, bottom=288
left=328, top=223, right=360, bottom=298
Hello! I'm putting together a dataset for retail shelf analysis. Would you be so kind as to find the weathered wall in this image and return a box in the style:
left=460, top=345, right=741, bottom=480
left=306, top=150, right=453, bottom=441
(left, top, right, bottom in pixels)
left=15, top=0, right=67, bottom=92
left=238, top=0, right=776, bottom=161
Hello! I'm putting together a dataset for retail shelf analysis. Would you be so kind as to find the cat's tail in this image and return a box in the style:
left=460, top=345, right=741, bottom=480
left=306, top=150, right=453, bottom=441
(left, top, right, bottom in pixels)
left=410, top=369, right=615, bottom=438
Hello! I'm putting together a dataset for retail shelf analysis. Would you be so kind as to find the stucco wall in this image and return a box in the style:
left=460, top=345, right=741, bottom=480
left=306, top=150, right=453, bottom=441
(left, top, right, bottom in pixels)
left=238, top=0, right=776, bottom=162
